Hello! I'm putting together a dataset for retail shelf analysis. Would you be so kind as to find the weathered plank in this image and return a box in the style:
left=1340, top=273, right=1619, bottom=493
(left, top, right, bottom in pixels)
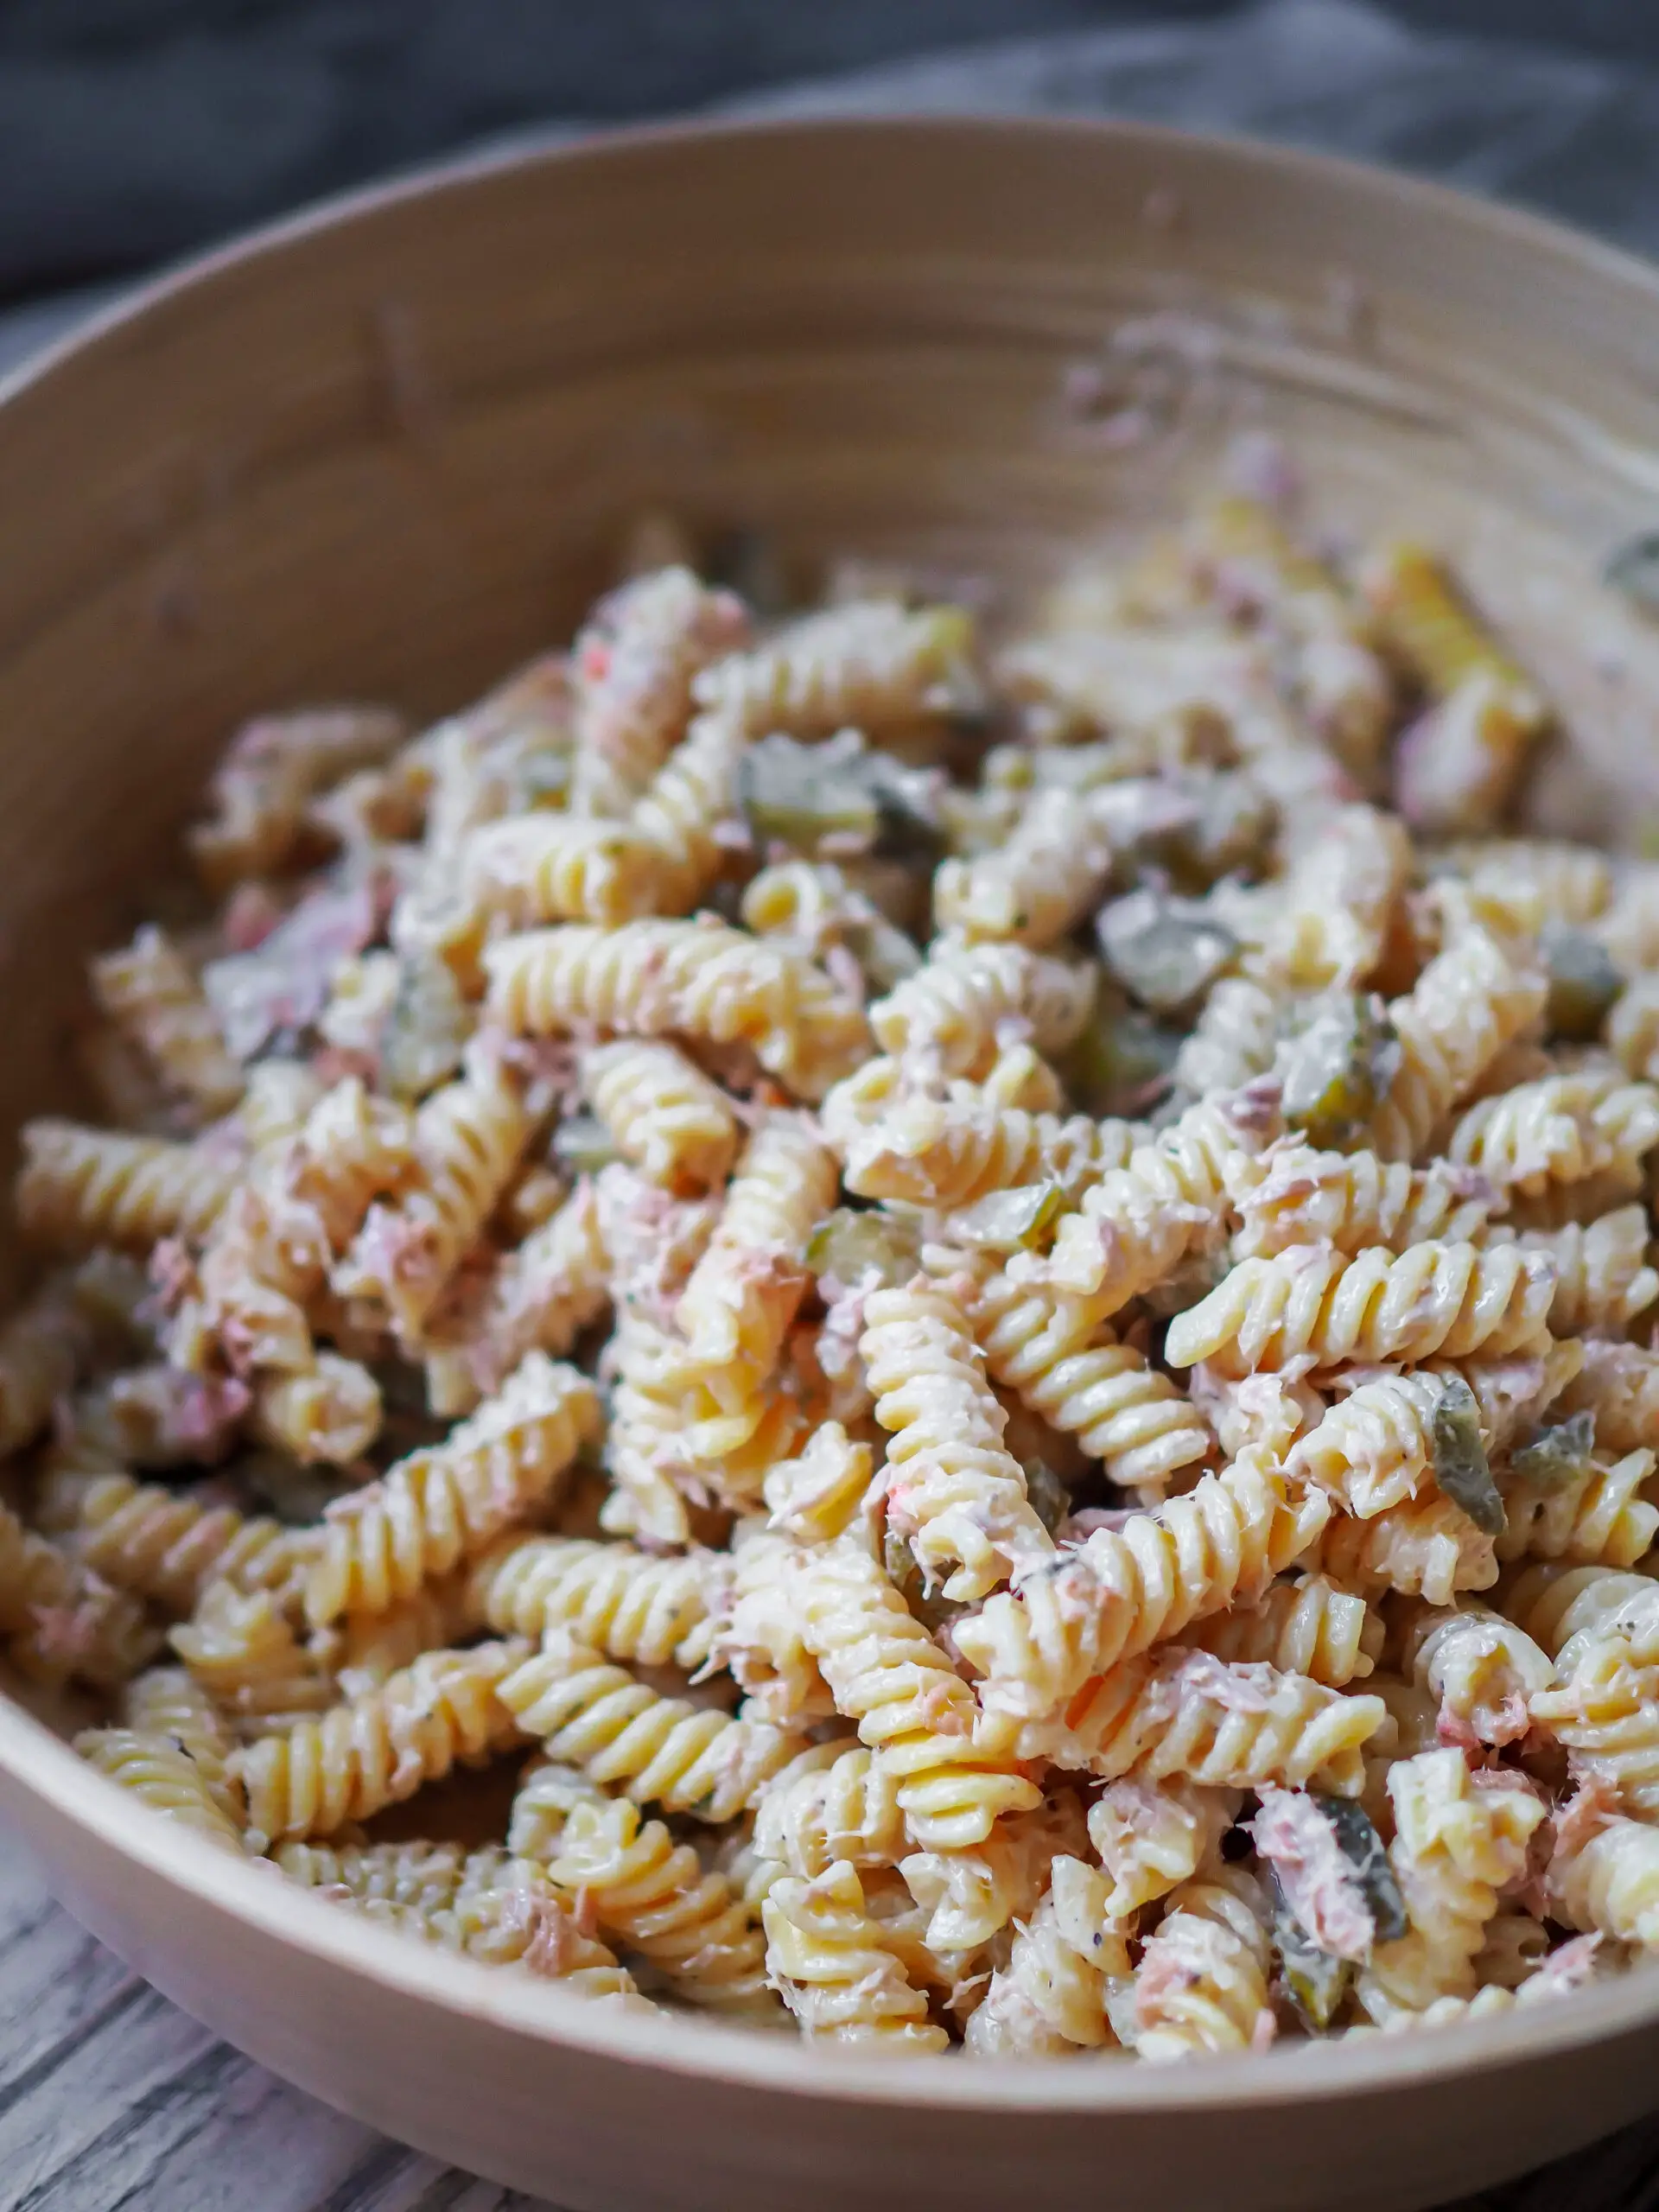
left=0, top=1833, right=1654, bottom=2212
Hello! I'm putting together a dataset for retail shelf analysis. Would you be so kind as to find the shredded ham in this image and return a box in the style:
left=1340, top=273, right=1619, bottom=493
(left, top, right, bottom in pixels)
left=108, top=1366, right=250, bottom=1460
left=594, top=1165, right=716, bottom=1320
left=1549, top=1776, right=1621, bottom=1863
left=1131, top=1937, right=1204, bottom=2016
left=913, top=1677, right=976, bottom=1738
left=149, top=1236, right=200, bottom=1313
left=511, top=1893, right=588, bottom=1977
left=28, top=1595, right=117, bottom=1670
left=1058, top=1506, right=1141, bottom=1540
left=1188, top=1365, right=1320, bottom=1455
left=1436, top=1707, right=1485, bottom=1756
left=203, top=873, right=391, bottom=1060
left=1522, top=1932, right=1600, bottom=1999
left=1249, top=1787, right=1375, bottom=1962
left=348, top=1205, right=442, bottom=1300
left=1161, top=1649, right=1277, bottom=1714
left=490, top=1033, right=581, bottom=1117
left=1469, top=1763, right=1551, bottom=1807
left=812, top=1268, right=878, bottom=1421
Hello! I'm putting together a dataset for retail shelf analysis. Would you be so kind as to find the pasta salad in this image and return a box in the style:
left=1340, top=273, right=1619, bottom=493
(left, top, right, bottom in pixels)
left=12, top=473, right=1659, bottom=2059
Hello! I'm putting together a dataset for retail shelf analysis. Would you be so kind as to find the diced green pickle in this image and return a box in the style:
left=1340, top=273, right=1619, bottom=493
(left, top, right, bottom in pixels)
left=805, top=1207, right=921, bottom=1288
left=1310, top=1792, right=1408, bottom=1942
left=552, top=1114, right=622, bottom=1177
left=1429, top=1375, right=1507, bottom=1537
left=229, top=1449, right=353, bottom=1528
left=1271, top=1891, right=1352, bottom=2033
left=1510, top=1410, right=1598, bottom=1491
left=884, top=1525, right=918, bottom=1597
left=1280, top=993, right=1402, bottom=1150
left=1140, top=774, right=1277, bottom=892
left=881, top=1524, right=961, bottom=1630
left=738, top=734, right=880, bottom=849
left=1137, top=1243, right=1232, bottom=1320
left=1058, top=1001, right=1183, bottom=1117
left=868, top=777, right=944, bottom=866
left=951, top=1180, right=1065, bottom=1254
left=1097, top=891, right=1238, bottom=1013
left=1541, top=923, right=1623, bottom=1043
left=737, top=733, right=941, bottom=863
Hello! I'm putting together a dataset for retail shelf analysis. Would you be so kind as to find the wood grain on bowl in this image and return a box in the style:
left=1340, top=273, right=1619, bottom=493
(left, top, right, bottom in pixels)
left=3, top=116, right=1659, bottom=2210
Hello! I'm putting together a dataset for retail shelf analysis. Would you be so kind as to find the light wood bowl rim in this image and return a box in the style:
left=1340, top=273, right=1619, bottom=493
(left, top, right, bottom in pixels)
left=10, top=108, right=1659, bottom=413
left=3, top=109, right=1659, bottom=2108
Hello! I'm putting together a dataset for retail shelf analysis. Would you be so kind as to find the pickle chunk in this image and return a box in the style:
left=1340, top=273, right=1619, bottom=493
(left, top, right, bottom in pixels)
left=805, top=1207, right=921, bottom=1288
left=1541, top=923, right=1622, bottom=1044
left=1279, top=993, right=1401, bottom=1150
left=1510, top=1410, right=1597, bottom=1491
left=1097, top=889, right=1237, bottom=1014
left=738, top=732, right=940, bottom=862
left=1430, top=1375, right=1506, bottom=1536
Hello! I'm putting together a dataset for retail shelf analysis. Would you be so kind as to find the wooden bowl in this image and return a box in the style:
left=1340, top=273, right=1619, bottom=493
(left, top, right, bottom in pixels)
left=3, top=115, right=1659, bottom=2211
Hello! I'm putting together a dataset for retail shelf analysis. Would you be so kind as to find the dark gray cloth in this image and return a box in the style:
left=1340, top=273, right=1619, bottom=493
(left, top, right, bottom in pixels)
left=722, top=0, right=1659, bottom=252
left=6, top=0, right=1659, bottom=304
left=11, top=0, right=1659, bottom=385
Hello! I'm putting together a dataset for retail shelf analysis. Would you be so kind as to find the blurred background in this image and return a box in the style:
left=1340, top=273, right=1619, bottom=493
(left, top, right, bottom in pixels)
left=6, top=0, right=1659, bottom=364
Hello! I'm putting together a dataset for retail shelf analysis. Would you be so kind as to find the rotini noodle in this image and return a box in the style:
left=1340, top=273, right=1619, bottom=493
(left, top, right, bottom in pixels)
left=232, top=1640, right=526, bottom=1846
left=18, top=1122, right=236, bottom=1250
left=1165, top=1241, right=1555, bottom=1378
left=954, top=1446, right=1329, bottom=1719
left=1021, top=1647, right=1383, bottom=1796
left=791, top=1536, right=1039, bottom=1851
left=861, top=1277, right=1055, bottom=1600
left=305, top=1353, right=601, bottom=1626
left=495, top=1631, right=803, bottom=1822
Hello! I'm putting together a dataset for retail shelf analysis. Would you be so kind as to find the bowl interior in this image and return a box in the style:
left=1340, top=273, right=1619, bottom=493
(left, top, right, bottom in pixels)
left=5, top=115, right=1659, bottom=2156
